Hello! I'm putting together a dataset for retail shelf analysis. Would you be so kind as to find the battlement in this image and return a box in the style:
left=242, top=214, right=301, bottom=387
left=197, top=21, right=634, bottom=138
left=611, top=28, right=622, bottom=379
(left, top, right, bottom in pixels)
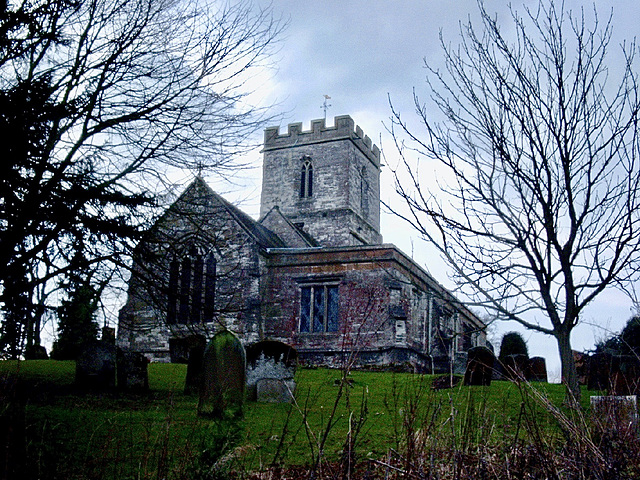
left=264, top=115, right=380, bottom=166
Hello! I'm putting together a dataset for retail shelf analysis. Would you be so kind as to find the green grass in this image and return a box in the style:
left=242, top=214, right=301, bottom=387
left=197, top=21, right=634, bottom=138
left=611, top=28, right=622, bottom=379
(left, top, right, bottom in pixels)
left=0, top=360, right=600, bottom=479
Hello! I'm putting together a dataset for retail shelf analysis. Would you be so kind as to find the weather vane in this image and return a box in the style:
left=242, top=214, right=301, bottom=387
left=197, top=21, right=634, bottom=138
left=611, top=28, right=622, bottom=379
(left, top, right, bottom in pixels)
left=321, top=94, right=331, bottom=121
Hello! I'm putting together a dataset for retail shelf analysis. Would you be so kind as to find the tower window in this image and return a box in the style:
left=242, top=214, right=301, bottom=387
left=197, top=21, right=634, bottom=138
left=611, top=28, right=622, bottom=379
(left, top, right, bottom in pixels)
left=300, top=156, right=313, bottom=198
left=167, top=247, right=216, bottom=324
left=360, top=166, right=369, bottom=216
left=299, top=284, right=338, bottom=333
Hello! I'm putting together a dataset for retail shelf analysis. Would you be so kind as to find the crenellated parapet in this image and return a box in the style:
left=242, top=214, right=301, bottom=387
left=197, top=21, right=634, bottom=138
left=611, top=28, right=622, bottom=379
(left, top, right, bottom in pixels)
left=264, top=115, right=380, bottom=166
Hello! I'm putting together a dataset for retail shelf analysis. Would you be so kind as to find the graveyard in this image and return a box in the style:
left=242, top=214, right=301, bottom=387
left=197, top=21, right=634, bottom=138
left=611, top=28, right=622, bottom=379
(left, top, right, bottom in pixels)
left=3, top=358, right=639, bottom=479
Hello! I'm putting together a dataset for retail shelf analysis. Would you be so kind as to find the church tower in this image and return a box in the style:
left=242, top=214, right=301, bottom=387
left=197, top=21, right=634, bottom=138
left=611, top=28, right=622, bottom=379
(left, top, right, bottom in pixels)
left=259, top=115, right=382, bottom=247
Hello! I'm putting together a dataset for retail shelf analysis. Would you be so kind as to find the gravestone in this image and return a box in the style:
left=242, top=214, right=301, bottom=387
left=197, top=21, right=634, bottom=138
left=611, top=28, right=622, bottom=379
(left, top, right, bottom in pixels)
left=101, top=326, right=116, bottom=344
left=527, top=356, right=548, bottom=382
left=246, top=341, right=297, bottom=402
left=117, top=349, right=149, bottom=392
left=452, top=352, right=468, bottom=375
left=180, top=335, right=207, bottom=395
left=256, top=378, right=296, bottom=403
left=587, top=352, right=614, bottom=392
left=502, top=354, right=529, bottom=381
left=198, top=330, right=245, bottom=418
left=75, top=341, right=117, bottom=390
left=590, top=395, right=638, bottom=439
left=611, top=356, right=640, bottom=396
left=463, top=346, right=494, bottom=386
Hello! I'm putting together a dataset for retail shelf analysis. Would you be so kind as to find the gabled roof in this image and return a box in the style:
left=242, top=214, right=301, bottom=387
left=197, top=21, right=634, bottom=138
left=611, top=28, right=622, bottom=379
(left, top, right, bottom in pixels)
left=160, top=176, right=286, bottom=250
left=260, top=205, right=319, bottom=248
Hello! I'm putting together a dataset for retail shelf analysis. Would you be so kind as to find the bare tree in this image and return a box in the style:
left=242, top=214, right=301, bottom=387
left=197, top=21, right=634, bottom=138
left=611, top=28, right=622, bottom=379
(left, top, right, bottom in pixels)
left=0, top=0, right=283, bottom=357
left=389, top=1, right=640, bottom=403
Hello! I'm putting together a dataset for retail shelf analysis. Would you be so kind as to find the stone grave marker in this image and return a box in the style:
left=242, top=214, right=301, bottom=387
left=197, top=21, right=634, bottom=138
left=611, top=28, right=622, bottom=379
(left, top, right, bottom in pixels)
left=246, top=340, right=297, bottom=402
left=463, top=346, right=494, bottom=386
left=198, top=330, right=245, bottom=418
left=256, top=378, right=296, bottom=403
left=75, top=341, right=117, bottom=390
left=527, top=356, right=548, bottom=382
left=117, top=349, right=149, bottom=392
left=502, top=354, right=529, bottom=381
left=181, top=335, right=207, bottom=395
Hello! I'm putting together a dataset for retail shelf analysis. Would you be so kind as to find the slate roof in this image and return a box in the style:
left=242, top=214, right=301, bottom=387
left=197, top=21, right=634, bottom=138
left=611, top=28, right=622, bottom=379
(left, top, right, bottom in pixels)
left=174, top=176, right=287, bottom=249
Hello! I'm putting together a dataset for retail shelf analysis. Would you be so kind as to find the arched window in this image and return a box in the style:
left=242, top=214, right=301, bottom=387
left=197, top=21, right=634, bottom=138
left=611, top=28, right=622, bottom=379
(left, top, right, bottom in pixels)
left=167, top=246, right=216, bottom=324
left=299, top=156, right=313, bottom=198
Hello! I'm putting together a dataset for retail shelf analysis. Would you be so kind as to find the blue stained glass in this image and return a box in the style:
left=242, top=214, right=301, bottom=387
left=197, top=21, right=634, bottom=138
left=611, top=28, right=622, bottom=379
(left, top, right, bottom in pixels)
left=313, top=287, right=325, bottom=332
left=327, top=286, right=338, bottom=332
left=300, top=287, right=311, bottom=332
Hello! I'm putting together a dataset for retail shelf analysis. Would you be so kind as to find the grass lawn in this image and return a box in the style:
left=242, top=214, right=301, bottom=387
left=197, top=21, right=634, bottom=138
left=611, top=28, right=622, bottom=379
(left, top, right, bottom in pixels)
left=0, top=360, right=601, bottom=479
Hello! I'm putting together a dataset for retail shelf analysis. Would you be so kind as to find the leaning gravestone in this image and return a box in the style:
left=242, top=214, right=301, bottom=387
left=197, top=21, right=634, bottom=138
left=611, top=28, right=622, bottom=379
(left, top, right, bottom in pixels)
left=246, top=341, right=297, bottom=402
left=464, top=346, right=494, bottom=386
left=76, top=341, right=117, bottom=390
left=117, top=349, right=149, bottom=392
left=198, top=330, right=246, bottom=418
left=527, top=356, right=548, bottom=382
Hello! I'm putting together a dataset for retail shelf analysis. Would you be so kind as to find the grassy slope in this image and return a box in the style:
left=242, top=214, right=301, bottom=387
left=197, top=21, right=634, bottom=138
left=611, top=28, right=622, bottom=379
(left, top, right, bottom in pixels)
left=0, top=360, right=595, bottom=478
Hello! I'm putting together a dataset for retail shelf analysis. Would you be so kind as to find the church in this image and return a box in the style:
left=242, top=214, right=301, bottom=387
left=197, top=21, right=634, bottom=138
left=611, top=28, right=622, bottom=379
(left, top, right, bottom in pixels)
left=116, top=115, right=487, bottom=372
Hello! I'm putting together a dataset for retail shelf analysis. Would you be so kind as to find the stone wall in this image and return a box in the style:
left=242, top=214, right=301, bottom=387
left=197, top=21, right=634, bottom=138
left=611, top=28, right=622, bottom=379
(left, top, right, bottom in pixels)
left=117, top=179, right=263, bottom=360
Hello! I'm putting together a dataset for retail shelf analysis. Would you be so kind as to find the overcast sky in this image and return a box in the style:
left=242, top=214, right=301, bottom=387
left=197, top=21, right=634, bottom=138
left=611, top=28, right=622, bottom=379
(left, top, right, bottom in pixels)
left=201, top=0, right=640, bottom=381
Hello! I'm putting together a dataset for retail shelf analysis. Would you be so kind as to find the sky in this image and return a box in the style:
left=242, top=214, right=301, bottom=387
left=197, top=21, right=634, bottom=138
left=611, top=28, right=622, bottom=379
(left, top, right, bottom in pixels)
left=192, top=0, right=640, bottom=381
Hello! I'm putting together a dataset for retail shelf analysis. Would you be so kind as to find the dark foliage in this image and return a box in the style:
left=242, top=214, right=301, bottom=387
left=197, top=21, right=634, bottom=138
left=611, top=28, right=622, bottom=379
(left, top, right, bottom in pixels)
left=498, top=332, right=529, bottom=362
left=597, top=316, right=640, bottom=358
left=51, top=280, right=99, bottom=360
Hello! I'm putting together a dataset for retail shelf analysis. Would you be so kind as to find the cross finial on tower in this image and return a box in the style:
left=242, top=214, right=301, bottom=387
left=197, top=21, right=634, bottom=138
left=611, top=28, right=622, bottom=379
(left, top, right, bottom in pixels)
left=321, top=95, right=331, bottom=121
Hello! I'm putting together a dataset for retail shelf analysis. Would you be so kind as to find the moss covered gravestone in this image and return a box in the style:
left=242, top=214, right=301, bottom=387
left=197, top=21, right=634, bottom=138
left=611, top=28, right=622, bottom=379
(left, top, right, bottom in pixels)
left=198, top=330, right=245, bottom=418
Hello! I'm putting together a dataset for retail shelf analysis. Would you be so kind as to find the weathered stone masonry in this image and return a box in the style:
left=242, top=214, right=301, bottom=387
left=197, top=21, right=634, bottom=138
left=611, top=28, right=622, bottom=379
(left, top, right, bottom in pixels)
left=118, top=115, right=487, bottom=372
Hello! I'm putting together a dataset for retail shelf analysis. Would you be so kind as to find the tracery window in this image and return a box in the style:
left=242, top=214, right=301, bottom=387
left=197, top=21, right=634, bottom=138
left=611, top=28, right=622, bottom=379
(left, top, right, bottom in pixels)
left=299, top=284, right=338, bottom=333
left=167, top=245, right=216, bottom=324
left=299, top=156, right=313, bottom=198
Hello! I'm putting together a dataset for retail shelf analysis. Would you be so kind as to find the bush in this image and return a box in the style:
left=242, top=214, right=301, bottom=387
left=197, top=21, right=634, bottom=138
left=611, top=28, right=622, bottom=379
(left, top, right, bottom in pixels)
left=498, top=332, right=529, bottom=362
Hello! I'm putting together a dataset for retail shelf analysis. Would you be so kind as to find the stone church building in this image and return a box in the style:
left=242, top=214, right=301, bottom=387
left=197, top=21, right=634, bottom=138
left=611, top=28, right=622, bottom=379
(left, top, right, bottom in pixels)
left=117, top=115, right=487, bottom=372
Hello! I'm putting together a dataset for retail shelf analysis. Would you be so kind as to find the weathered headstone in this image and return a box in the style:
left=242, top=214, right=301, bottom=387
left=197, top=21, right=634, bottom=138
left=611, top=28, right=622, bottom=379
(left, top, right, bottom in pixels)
left=611, top=356, right=640, bottom=396
left=117, top=349, right=149, bottom=392
left=245, top=341, right=297, bottom=402
left=587, top=352, right=614, bottom=392
left=256, top=378, right=296, bottom=403
left=184, top=335, right=207, bottom=395
left=502, top=354, right=528, bottom=381
left=198, top=330, right=245, bottom=418
left=101, top=326, right=116, bottom=344
left=452, top=352, right=468, bottom=375
left=527, top=356, right=548, bottom=382
left=463, top=346, right=494, bottom=386
left=75, top=341, right=117, bottom=390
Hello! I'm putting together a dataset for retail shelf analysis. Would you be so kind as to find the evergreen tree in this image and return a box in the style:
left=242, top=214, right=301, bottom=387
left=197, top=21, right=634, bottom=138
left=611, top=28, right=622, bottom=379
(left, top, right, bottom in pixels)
left=498, top=332, right=529, bottom=363
left=51, top=277, right=99, bottom=360
left=597, top=316, right=640, bottom=358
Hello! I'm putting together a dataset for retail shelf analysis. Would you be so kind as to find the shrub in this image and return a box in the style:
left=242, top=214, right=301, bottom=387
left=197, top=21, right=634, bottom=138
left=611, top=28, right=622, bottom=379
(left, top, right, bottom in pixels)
left=498, top=332, right=529, bottom=362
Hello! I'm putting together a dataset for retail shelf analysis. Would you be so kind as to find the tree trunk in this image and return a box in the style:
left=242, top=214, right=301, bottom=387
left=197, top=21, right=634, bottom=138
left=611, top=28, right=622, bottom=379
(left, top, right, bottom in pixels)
left=556, top=332, right=581, bottom=407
